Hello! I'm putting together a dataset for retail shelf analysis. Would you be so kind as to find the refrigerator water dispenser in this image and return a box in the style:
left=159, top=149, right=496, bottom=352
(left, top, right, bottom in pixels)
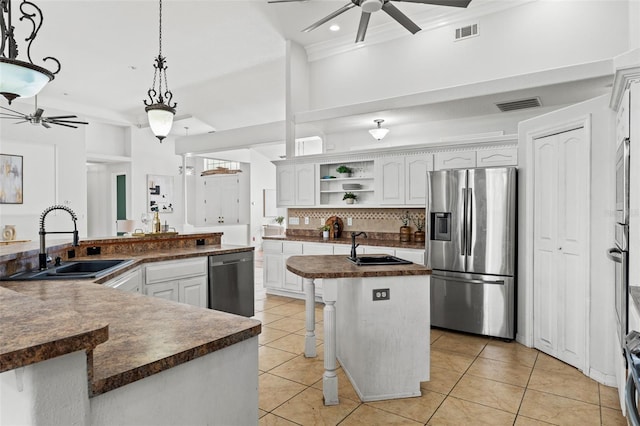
left=430, top=212, right=451, bottom=241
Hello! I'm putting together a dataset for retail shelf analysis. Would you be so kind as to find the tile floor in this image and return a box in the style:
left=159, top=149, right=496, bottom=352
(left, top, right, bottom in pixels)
left=252, top=255, right=626, bottom=426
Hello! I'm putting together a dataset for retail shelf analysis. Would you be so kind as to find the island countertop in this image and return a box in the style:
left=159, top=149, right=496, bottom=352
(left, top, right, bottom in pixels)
left=286, top=254, right=431, bottom=279
left=0, top=239, right=261, bottom=396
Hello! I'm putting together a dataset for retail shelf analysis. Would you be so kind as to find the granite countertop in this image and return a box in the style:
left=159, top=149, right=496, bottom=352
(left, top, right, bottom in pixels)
left=0, top=243, right=260, bottom=396
left=263, top=234, right=425, bottom=250
left=286, top=255, right=431, bottom=279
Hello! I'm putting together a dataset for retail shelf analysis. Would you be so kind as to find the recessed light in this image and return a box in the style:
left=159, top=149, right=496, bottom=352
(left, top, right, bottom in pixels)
left=129, top=65, right=137, bottom=70
left=329, top=24, right=340, bottom=32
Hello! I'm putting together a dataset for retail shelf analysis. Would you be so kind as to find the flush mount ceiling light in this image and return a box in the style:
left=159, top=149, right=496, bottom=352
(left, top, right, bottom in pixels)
left=143, top=0, right=177, bottom=143
left=369, top=119, right=389, bottom=141
left=0, top=0, right=60, bottom=104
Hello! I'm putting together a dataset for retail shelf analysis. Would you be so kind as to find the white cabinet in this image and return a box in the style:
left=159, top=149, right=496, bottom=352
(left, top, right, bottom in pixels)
left=103, top=267, right=142, bottom=293
left=144, top=257, right=208, bottom=308
left=395, top=248, right=425, bottom=265
left=617, top=88, right=630, bottom=145
left=276, top=164, right=316, bottom=207
left=435, top=147, right=517, bottom=170
left=263, top=241, right=284, bottom=290
left=405, top=154, right=433, bottom=205
left=282, top=242, right=303, bottom=292
left=375, top=157, right=404, bottom=205
left=362, top=245, right=396, bottom=256
left=434, top=151, right=476, bottom=170
left=200, top=175, right=240, bottom=225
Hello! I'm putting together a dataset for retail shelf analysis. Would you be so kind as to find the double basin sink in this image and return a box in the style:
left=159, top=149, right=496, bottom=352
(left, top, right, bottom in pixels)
left=3, top=259, right=134, bottom=281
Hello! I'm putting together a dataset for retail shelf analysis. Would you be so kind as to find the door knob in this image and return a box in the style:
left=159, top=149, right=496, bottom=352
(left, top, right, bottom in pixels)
left=558, top=247, right=563, bottom=250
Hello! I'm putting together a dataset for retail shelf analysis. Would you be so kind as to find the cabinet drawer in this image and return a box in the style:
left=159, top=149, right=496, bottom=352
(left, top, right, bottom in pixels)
left=434, top=151, right=476, bottom=170
left=304, top=243, right=333, bottom=255
left=362, top=245, right=396, bottom=256
left=263, top=240, right=283, bottom=254
left=145, top=258, right=207, bottom=284
left=476, top=147, right=517, bottom=167
left=282, top=241, right=303, bottom=255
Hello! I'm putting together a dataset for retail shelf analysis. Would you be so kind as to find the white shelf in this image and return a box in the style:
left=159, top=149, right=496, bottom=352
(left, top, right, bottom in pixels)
left=320, top=177, right=374, bottom=181
left=320, top=189, right=374, bottom=194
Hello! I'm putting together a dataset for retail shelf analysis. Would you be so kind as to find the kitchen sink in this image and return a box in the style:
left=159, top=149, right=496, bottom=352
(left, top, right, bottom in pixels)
left=2, top=259, right=134, bottom=280
left=347, top=255, right=412, bottom=266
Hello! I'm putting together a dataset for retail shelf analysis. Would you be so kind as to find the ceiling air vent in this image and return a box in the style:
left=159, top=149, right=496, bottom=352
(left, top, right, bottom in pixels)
left=496, top=97, right=542, bottom=112
left=455, top=23, right=478, bottom=41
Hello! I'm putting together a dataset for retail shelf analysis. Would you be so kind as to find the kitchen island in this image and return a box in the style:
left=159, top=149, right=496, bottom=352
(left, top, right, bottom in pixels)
left=286, top=255, right=431, bottom=405
left=0, top=233, right=260, bottom=425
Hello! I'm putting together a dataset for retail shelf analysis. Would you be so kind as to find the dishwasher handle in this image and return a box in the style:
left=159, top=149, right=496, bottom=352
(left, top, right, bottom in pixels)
left=211, top=258, right=252, bottom=266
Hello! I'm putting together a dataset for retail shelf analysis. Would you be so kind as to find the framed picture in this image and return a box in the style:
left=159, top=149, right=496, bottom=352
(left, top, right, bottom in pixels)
left=0, top=154, right=23, bottom=204
left=147, top=174, right=174, bottom=213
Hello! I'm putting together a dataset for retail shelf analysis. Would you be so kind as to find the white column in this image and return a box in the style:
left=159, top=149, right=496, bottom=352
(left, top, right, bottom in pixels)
left=322, top=278, right=339, bottom=405
left=304, top=277, right=316, bottom=357
left=181, top=154, right=193, bottom=232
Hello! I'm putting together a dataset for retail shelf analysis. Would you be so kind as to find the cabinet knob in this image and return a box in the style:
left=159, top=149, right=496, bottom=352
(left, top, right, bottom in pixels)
left=558, top=247, right=562, bottom=251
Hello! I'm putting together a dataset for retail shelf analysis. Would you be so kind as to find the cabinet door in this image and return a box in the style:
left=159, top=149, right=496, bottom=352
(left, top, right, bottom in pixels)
left=180, top=275, right=208, bottom=308
left=146, top=281, right=179, bottom=302
left=405, top=154, right=433, bottom=205
left=145, top=258, right=207, bottom=284
left=375, top=157, right=404, bottom=205
left=263, top=252, right=283, bottom=289
left=434, top=151, right=476, bottom=170
left=282, top=242, right=303, bottom=292
left=395, top=249, right=425, bottom=265
left=276, top=165, right=296, bottom=206
left=617, top=88, right=630, bottom=144
left=476, top=147, right=518, bottom=167
left=104, top=268, right=142, bottom=293
left=295, top=163, right=316, bottom=206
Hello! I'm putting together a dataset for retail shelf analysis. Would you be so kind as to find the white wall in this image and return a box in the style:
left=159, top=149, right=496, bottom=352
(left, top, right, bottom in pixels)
left=308, top=0, right=629, bottom=110
left=630, top=0, right=640, bottom=50
left=249, top=149, right=284, bottom=248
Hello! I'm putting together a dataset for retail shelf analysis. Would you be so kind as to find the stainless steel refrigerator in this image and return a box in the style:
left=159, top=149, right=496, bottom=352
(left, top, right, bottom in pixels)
left=426, top=167, right=516, bottom=339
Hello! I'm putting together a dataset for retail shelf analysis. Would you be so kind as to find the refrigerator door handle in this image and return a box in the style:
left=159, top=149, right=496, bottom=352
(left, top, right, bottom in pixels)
left=466, top=189, right=473, bottom=256
left=460, top=188, right=467, bottom=256
left=607, top=247, right=623, bottom=263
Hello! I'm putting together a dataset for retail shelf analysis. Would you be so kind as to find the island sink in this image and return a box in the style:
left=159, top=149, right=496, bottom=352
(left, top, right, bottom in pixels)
left=347, top=255, right=412, bottom=266
left=3, top=259, right=134, bottom=280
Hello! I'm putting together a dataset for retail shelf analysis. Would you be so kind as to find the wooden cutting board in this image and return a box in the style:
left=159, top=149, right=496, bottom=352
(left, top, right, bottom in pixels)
left=325, top=216, right=344, bottom=239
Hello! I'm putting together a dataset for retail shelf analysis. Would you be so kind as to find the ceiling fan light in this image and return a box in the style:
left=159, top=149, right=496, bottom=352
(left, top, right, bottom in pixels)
left=0, top=58, right=54, bottom=103
left=146, top=103, right=176, bottom=142
left=361, top=0, right=383, bottom=13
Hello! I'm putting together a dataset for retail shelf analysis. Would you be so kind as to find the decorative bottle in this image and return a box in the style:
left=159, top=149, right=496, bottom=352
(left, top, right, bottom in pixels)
left=152, top=211, right=161, bottom=233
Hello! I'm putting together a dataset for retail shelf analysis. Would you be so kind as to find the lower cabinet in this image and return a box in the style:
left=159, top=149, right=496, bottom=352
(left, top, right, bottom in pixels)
left=143, top=257, right=208, bottom=308
left=103, top=267, right=142, bottom=293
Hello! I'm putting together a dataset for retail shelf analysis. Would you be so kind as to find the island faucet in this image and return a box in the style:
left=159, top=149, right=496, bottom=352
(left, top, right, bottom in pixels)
left=39, top=205, right=79, bottom=270
left=350, top=231, right=368, bottom=260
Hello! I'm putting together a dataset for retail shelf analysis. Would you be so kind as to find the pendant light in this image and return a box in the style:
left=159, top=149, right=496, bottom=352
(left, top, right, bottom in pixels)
left=369, top=119, right=389, bottom=141
left=143, top=0, right=177, bottom=142
left=0, top=0, right=60, bottom=104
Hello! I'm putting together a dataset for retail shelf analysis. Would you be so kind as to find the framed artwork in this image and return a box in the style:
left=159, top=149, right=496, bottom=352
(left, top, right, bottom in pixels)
left=0, top=154, right=23, bottom=204
left=147, top=174, right=174, bottom=213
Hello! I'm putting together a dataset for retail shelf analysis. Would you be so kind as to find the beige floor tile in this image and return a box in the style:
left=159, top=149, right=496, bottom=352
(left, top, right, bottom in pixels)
left=528, top=364, right=599, bottom=405
left=258, top=413, right=299, bottom=426
left=601, top=406, right=627, bottom=426
left=600, top=383, right=622, bottom=410
left=268, top=317, right=307, bottom=333
left=420, top=366, right=463, bottom=395
left=272, top=387, right=359, bottom=425
left=340, top=404, right=422, bottom=425
left=258, top=409, right=268, bottom=418
left=367, top=390, right=445, bottom=423
left=431, top=332, right=489, bottom=357
left=312, top=367, right=360, bottom=402
left=430, top=348, right=476, bottom=373
left=450, top=374, right=525, bottom=413
left=266, top=333, right=308, bottom=355
left=259, top=326, right=290, bottom=345
left=479, top=340, right=539, bottom=367
left=467, top=356, right=533, bottom=387
left=257, top=298, right=290, bottom=311
left=253, top=311, right=286, bottom=325
left=427, top=396, right=515, bottom=425
left=270, top=354, right=326, bottom=386
left=265, top=302, right=306, bottom=317
left=259, top=346, right=298, bottom=372
left=519, top=389, right=601, bottom=426
left=430, top=328, right=445, bottom=343
left=534, top=351, right=580, bottom=373
left=258, top=373, right=307, bottom=412
left=514, top=416, right=556, bottom=425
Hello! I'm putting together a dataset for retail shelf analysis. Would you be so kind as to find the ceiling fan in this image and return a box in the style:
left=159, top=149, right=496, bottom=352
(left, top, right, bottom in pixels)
left=0, top=97, right=88, bottom=129
left=269, top=0, right=472, bottom=43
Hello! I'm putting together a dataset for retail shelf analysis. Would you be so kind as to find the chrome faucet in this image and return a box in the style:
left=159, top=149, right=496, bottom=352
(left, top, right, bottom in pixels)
left=350, top=231, right=367, bottom=260
left=39, top=205, right=79, bottom=270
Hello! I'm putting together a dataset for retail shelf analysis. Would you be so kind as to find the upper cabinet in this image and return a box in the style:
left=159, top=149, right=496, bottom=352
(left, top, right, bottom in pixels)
left=476, top=147, right=518, bottom=168
left=434, top=146, right=517, bottom=170
left=405, top=154, right=434, bottom=205
left=434, top=151, right=476, bottom=170
left=277, top=163, right=316, bottom=207
left=375, top=154, right=433, bottom=205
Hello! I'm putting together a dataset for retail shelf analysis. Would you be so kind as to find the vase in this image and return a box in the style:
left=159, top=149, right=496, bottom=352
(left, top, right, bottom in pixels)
left=399, top=226, right=412, bottom=242
left=2, top=225, right=16, bottom=241
left=338, top=172, right=351, bottom=178
left=322, top=230, right=329, bottom=240
left=345, top=198, right=355, bottom=204
left=414, top=231, right=425, bottom=243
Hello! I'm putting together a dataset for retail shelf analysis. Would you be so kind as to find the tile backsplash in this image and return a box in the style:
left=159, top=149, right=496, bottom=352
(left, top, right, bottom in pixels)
left=287, top=208, right=425, bottom=234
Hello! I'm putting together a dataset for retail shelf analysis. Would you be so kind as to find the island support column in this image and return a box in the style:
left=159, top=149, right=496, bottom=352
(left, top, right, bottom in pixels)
left=322, top=278, right=339, bottom=405
left=303, top=277, right=316, bottom=358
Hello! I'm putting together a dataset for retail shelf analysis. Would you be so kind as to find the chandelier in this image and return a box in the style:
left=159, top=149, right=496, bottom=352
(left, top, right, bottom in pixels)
left=143, top=0, right=176, bottom=143
left=0, top=0, right=60, bottom=104
left=369, top=119, right=389, bottom=141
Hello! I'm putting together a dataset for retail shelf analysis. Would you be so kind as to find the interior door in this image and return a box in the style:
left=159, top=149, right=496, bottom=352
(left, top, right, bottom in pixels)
left=533, top=127, right=588, bottom=370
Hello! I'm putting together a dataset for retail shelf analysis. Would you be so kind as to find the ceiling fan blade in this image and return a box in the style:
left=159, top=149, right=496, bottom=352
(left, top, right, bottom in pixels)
left=355, top=11, right=371, bottom=43
left=302, top=2, right=356, bottom=32
left=42, top=122, right=51, bottom=129
left=392, top=0, right=472, bottom=7
left=49, top=121, right=79, bottom=129
left=34, top=108, right=44, bottom=119
left=268, top=0, right=309, bottom=2
left=382, top=2, right=421, bottom=34
left=13, top=120, right=28, bottom=125
left=0, top=105, right=27, bottom=115
left=45, top=115, right=79, bottom=120
left=49, top=119, right=89, bottom=125
left=0, top=112, right=27, bottom=119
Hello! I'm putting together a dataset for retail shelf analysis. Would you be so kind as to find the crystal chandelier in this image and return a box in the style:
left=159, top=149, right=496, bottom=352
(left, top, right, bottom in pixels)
left=143, top=0, right=177, bottom=142
left=0, top=0, right=60, bottom=104
left=369, top=119, right=389, bottom=141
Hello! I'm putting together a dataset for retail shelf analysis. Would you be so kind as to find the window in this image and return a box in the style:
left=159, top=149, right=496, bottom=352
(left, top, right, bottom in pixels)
left=295, top=136, right=323, bottom=157
left=203, top=158, right=240, bottom=171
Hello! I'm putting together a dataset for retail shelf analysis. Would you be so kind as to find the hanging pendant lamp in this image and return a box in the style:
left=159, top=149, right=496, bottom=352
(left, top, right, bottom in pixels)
left=143, top=0, right=177, bottom=142
left=0, top=0, right=61, bottom=104
left=369, top=119, right=389, bottom=141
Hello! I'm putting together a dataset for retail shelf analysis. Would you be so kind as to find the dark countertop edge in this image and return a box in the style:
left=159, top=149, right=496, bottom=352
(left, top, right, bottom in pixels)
left=286, top=255, right=431, bottom=279
left=91, top=324, right=261, bottom=396
left=263, top=235, right=425, bottom=250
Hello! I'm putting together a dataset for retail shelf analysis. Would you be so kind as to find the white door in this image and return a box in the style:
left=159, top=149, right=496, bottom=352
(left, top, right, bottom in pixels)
left=533, top=127, right=589, bottom=370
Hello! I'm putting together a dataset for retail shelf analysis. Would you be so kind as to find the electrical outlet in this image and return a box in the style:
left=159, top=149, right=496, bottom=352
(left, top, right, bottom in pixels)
left=373, top=289, right=390, bottom=301
left=304, top=217, right=309, bottom=225
left=347, top=217, right=353, bottom=227
left=289, top=217, right=300, bottom=225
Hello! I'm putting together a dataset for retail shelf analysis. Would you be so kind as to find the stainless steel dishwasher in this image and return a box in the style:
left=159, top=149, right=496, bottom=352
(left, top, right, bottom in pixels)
left=208, top=251, right=254, bottom=317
